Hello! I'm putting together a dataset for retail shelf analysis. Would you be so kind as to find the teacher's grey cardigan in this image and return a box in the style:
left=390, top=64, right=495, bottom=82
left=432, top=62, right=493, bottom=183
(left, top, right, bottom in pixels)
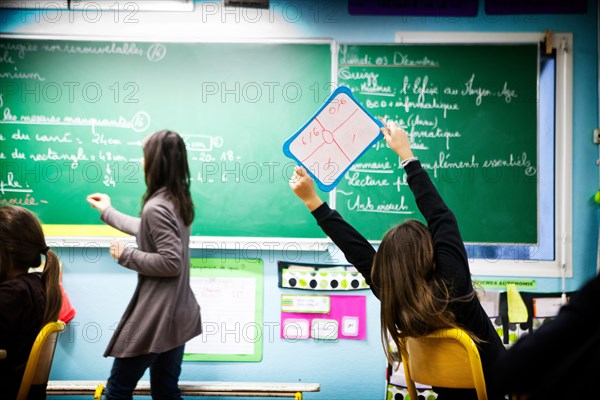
left=100, top=189, right=202, bottom=358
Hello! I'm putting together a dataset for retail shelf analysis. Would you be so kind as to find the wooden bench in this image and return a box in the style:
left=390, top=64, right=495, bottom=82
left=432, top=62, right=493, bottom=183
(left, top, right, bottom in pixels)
left=47, top=380, right=320, bottom=399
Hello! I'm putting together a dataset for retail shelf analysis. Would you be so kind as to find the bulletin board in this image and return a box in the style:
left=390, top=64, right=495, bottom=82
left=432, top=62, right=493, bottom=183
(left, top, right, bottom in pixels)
left=280, top=295, right=367, bottom=341
left=184, top=258, right=264, bottom=362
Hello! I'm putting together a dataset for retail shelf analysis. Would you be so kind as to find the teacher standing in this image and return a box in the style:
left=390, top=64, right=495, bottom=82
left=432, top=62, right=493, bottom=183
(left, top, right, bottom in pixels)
left=87, top=130, right=202, bottom=400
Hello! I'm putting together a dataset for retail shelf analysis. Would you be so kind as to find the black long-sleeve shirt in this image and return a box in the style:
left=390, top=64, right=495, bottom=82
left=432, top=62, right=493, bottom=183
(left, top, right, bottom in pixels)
left=0, top=273, right=46, bottom=399
left=492, top=273, right=600, bottom=399
left=311, top=160, right=505, bottom=400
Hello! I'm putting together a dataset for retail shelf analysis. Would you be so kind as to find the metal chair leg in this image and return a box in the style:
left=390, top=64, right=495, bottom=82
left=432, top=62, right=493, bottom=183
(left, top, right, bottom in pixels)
left=94, top=384, right=104, bottom=400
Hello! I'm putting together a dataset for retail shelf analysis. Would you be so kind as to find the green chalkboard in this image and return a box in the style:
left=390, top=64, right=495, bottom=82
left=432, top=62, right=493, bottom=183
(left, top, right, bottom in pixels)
left=336, top=44, right=538, bottom=243
left=0, top=37, right=332, bottom=238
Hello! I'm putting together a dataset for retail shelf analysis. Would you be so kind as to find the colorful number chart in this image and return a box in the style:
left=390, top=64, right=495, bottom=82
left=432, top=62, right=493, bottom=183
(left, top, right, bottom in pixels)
left=282, top=86, right=384, bottom=191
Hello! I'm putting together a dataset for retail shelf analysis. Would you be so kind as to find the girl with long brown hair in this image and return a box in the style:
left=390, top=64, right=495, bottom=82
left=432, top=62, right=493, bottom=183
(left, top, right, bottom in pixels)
left=87, top=129, right=201, bottom=400
left=0, top=205, right=62, bottom=399
left=290, top=122, right=505, bottom=400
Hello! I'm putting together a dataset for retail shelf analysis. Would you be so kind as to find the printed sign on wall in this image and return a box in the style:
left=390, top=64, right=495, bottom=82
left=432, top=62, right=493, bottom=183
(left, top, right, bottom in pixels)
left=280, top=294, right=366, bottom=341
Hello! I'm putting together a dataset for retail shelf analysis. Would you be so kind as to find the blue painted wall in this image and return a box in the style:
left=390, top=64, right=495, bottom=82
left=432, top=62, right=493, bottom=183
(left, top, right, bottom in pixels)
left=1, top=1, right=598, bottom=399
left=54, top=248, right=385, bottom=400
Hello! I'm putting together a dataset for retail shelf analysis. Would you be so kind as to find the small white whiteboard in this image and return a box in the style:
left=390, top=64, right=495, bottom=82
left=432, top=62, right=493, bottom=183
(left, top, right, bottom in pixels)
left=282, top=86, right=384, bottom=191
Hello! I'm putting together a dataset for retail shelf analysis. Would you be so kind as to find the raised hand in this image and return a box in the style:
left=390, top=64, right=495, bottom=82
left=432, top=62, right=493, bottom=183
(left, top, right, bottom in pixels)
left=289, top=166, right=323, bottom=212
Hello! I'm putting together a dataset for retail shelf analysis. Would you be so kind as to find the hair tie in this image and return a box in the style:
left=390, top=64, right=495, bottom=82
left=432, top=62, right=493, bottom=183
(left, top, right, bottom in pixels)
left=41, top=246, right=50, bottom=255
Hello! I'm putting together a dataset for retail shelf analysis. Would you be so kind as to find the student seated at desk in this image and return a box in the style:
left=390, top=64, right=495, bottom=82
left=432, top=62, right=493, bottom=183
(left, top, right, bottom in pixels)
left=0, top=206, right=62, bottom=399
left=492, top=273, right=600, bottom=399
left=289, top=122, right=506, bottom=400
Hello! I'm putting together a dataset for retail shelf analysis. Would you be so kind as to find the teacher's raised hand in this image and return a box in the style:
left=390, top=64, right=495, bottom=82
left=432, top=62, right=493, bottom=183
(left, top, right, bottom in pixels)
left=86, top=193, right=112, bottom=213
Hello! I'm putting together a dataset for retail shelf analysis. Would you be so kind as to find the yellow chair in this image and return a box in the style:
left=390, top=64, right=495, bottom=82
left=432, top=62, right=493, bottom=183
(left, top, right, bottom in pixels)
left=400, top=328, right=487, bottom=400
left=17, top=320, right=66, bottom=400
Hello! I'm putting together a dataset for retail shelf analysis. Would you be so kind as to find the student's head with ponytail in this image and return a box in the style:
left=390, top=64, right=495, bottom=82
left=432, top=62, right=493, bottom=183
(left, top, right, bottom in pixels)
left=0, top=206, right=62, bottom=324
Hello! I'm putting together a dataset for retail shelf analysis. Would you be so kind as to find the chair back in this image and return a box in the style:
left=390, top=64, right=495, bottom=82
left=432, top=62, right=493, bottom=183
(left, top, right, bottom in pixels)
left=400, top=328, right=487, bottom=400
left=17, top=321, right=66, bottom=400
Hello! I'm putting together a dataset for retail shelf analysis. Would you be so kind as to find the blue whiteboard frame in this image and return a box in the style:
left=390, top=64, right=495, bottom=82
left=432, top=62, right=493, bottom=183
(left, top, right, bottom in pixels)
left=282, top=86, right=385, bottom=192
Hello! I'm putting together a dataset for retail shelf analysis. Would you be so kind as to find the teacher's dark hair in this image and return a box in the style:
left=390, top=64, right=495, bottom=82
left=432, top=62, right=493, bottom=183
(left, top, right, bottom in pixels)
left=142, top=130, right=195, bottom=226
left=0, top=206, right=62, bottom=325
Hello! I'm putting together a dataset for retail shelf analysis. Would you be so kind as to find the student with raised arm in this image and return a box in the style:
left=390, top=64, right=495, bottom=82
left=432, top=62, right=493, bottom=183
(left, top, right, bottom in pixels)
left=0, top=206, right=62, bottom=399
left=87, top=130, right=202, bottom=400
left=289, top=122, right=505, bottom=400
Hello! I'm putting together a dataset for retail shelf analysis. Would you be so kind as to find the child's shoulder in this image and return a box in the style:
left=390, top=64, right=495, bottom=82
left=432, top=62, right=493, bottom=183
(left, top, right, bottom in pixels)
left=0, top=273, right=43, bottom=305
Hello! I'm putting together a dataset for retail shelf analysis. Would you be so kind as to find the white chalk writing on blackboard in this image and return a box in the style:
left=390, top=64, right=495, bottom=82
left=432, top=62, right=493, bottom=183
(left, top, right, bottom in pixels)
left=1, top=102, right=239, bottom=201
left=483, top=153, right=537, bottom=176
left=0, top=50, right=15, bottom=64
left=29, top=147, right=89, bottom=168
left=0, top=172, right=31, bottom=194
left=338, top=45, right=440, bottom=68
left=346, top=172, right=390, bottom=188
left=36, top=132, right=72, bottom=143
left=339, top=191, right=413, bottom=215
left=351, top=160, right=393, bottom=172
left=0, top=194, right=40, bottom=206
left=393, top=53, right=439, bottom=67
left=2, top=108, right=151, bottom=132
left=41, top=42, right=144, bottom=57
left=462, top=74, right=519, bottom=106
left=0, top=70, right=46, bottom=81
left=0, top=42, right=38, bottom=59
left=420, top=152, right=480, bottom=178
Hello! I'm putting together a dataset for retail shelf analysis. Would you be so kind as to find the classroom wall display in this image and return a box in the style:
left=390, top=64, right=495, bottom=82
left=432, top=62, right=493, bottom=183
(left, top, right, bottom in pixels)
left=0, top=37, right=332, bottom=239
left=280, top=294, right=366, bottom=341
left=336, top=43, right=539, bottom=243
left=184, top=258, right=263, bottom=362
left=282, top=86, right=383, bottom=192
left=281, top=294, right=331, bottom=314
left=498, top=289, right=571, bottom=345
left=277, top=261, right=369, bottom=291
